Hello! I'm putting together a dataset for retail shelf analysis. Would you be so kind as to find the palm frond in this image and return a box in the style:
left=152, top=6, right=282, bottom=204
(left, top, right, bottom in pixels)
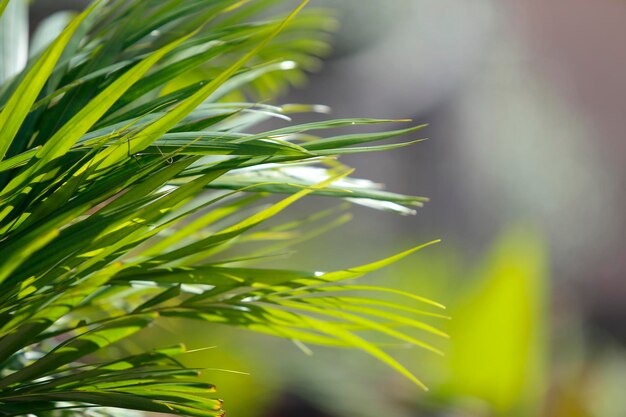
left=0, top=1, right=443, bottom=416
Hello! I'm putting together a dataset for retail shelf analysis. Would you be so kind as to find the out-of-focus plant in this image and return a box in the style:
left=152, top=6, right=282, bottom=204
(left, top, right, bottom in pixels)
left=0, top=0, right=445, bottom=416
left=443, top=228, right=547, bottom=416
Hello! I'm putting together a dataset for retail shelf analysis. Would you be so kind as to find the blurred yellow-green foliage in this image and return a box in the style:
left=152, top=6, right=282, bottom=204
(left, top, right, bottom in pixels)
left=444, top=229, right=547, bottom=415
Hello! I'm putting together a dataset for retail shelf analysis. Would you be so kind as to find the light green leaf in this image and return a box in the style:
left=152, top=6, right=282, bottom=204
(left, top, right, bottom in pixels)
left=0, top=0, right=100, bottom=160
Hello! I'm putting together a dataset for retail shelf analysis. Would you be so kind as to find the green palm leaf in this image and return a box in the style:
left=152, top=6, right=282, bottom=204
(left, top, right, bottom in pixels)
left=0, top=1, right=444, bottom=416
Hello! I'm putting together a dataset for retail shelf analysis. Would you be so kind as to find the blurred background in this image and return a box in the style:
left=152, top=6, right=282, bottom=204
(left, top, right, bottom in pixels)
left=25, top=0, right=626, bottom=416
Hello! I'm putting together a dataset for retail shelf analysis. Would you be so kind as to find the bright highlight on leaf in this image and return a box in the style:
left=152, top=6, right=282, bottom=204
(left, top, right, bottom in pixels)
left=0, top=1, right=443, bottom=416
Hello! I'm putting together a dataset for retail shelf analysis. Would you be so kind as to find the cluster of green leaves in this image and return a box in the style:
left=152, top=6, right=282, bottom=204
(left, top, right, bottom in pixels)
left=0, top=0, right=445, bottom=416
